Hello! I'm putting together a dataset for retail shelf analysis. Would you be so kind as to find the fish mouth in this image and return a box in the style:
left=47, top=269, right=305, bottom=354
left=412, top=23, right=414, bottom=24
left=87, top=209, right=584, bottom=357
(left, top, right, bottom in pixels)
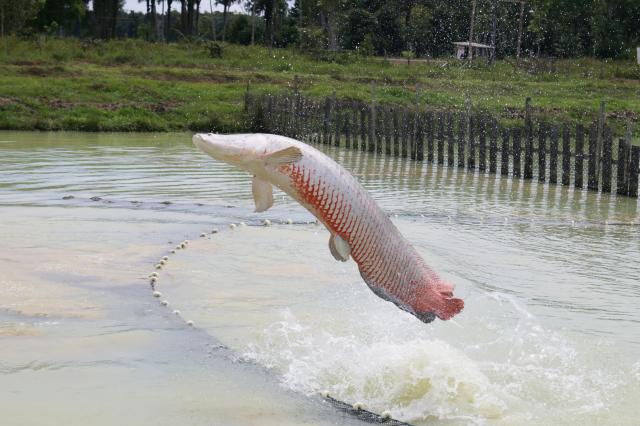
left=193, top=133, right=216, bottom=156
left=192, top=133, right=245, bottom=166
left=192, top=133, right=206, bottom=149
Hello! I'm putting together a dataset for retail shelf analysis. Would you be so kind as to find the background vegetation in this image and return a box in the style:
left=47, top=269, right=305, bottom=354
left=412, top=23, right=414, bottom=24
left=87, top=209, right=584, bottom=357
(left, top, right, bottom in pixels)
left=0, top=1, right=637, bottom=134
left=1, top=37, right=637, bottom=133
left=1, top=0, right=639, bottom=59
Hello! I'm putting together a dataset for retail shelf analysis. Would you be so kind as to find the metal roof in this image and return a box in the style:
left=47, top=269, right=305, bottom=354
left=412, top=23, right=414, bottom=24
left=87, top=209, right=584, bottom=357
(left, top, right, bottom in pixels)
left=453, top=41, right=495, bottom=49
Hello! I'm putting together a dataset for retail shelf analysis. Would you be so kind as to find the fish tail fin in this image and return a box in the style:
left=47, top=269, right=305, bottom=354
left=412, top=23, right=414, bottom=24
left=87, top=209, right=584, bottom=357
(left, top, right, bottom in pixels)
left=414, top=287, right=464, bottom=322
left=434, top=297, right=464, bottom=321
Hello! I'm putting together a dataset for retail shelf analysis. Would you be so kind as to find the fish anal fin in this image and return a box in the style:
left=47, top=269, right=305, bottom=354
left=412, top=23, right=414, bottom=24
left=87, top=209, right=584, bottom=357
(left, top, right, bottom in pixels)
left=252, top=176, right=273, bottom=212
left=264, top=146, right=303, bottom=166
left=329, top=234, right=350, bottom=262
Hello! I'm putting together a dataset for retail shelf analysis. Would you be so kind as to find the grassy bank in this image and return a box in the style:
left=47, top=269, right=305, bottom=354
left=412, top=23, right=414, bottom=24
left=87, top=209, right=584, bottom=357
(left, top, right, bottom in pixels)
left=0, top=37, right=638, bottom=134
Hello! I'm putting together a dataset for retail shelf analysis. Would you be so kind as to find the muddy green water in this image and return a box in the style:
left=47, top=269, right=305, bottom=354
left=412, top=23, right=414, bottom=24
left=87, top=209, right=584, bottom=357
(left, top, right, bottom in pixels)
left=1, top=131, right=639, bottom=425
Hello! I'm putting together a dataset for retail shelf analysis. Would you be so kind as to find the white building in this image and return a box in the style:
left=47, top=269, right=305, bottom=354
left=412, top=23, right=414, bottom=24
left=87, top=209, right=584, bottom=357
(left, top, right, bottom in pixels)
left=453, top=42, right=495, bottom=60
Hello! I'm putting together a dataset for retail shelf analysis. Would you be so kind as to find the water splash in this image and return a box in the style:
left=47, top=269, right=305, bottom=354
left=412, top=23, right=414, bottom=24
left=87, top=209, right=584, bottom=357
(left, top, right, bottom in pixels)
left=244, top=290, right=634, bottom=425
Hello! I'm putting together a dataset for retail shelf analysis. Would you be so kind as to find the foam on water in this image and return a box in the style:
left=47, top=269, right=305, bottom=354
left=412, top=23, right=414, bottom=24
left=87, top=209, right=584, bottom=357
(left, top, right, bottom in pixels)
left=243, top=287, right=635, bottom=425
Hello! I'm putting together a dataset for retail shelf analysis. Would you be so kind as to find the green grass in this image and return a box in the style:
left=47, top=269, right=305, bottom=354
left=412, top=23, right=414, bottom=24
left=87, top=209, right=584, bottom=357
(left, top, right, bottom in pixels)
left=0, top=37, right=638, bottom=135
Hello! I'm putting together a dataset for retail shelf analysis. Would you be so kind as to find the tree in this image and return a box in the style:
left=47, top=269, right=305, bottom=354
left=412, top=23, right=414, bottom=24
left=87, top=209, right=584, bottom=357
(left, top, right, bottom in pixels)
left=93, top=0, right=122, bottom=39
left=178, top=0, right=197, bottom=36
left=166, top=0, right=173, bottom=40
left=216, top=0, right=238, bottom=42
left=318, top=0, right=341, bottom=51
left=342, top=8, right=376, bottom=51
left=195, top=0, right=201, bottom=32
left=372, top=0, right=403, bottom=56
left=591, top=0, right=640, bottom=58
left=139, top=0, right=159, bottom=40
left=151, top=0, right=158, bottom=40
left=36, top=0, right=88, bottom=36
left=0, top=0, right=43, bottom=36
left=254, top=0, right=286, bottom=48
left=406, top=5, right=433, bottom=57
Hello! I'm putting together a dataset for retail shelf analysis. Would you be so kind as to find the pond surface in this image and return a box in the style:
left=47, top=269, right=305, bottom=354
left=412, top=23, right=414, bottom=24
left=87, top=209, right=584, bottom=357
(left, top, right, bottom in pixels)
left=1, top=131, right=639, bottom=425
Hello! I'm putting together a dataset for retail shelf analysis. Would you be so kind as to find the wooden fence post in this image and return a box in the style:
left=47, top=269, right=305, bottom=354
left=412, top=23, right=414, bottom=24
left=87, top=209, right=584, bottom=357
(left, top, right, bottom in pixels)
left=333, top=98, right=340, bottom=147
left=588, top=123, right=599, bottom=190
left=287, top=95, right=293, bottom=137
left=538, top=122, right=547, bottom=182
left=601, top=126, right=613, bottom=193
left=447, top=112, right=455, bottom=166
left=549, top=124, right=559, bottom=184
left=407, top=110, right=418, bottom=160
left=427, top=112, right=434, bottom=162
left=416, top=113, right=424, bottom=161
left=401, top=109, right=409, bottom=158
left=323, top=97, right=331, bottom=145
left=351, top=108, right=357, bottom=150
left=267, top=95, right=274, bottom=133
left=393, top=108, right=400, bottom=157
left=513, top=127, right=522, bottom=177
left=489, top=118, right=498, bottom=174
left=277, top=95, right=285, bottom=135
left=500, top=127, right=510, bottom=176
left=344, top=107, right=352, bottom=149
left=629, top=146, right=639, bottom=198
left=595, top=100, right=606, bottom=182
left=297, top=83, right=304, bottom=138
left=376, top=105, right=385, bottom=154
left=367, top=105, right=375, bottom=153
left=625, top=121, right=634, bottom=190
left=360, top=105, right=367, bottom=152
left=468, top=115, right=476, bottom=170
left=272, top=95, right=279, bottom=135
left=478, top=116, right=487, bottom=171
left=410, top=111, right=417, bottom=160
left=457, top=113, right=466, bottom=168
left=562, top=124, right=571, bottom=186
left=437, top=112, right=445, bottom=164
left=369, top=83, right=376, bottom=153
left=575, top=124, right=584, bottom=189
left=616, top=138, right=628, bottom=196
left=385, top=108, right=393, bottom=156
left=413, top=86, right=421, bottom=161
left=524, top=97, right=534, bottom=179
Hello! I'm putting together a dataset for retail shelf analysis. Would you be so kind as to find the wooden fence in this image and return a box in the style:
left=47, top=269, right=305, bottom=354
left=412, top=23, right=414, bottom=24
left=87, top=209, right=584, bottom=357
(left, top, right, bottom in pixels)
left=244, top=92, right=639, bottom=198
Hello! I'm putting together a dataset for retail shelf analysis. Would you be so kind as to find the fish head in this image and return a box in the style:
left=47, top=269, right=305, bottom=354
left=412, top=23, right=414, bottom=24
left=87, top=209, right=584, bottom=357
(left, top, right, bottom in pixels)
left=193, top=133, right=303, bottom=178
left=193, top=133, right=267, bottom=173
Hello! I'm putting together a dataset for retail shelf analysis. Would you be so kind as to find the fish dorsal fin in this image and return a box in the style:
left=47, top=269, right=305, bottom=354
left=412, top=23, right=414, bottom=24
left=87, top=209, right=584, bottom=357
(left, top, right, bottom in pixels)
left=328, top=234, right=351, bottom=262
left=264, top=146, right=302, bottom=166
left=252, top=176, right=273, bottom=212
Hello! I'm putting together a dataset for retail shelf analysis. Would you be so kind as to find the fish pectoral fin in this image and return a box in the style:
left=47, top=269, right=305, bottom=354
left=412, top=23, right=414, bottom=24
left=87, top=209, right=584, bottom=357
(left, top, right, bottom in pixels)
left=328, top=234, right=351, bottom=262
left=264, top=146, right=303, bottom=166
left=252, top=176, right=274, bottom=212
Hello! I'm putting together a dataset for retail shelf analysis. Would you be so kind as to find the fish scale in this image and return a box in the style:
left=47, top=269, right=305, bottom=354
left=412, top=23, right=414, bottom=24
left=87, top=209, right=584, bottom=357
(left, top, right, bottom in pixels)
left=193, top=133, right=463, bottom=323
left=280, top=143, right=462, bottom=322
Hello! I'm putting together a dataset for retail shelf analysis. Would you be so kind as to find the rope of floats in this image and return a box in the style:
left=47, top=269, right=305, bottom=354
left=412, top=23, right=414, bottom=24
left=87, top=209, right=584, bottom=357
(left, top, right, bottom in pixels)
left=146, top=219, right=412, bottom=426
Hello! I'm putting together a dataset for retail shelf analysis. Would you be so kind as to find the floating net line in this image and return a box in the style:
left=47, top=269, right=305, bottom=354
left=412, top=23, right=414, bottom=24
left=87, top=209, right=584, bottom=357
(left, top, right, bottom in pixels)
left=147, top=219, right=414, bottom=426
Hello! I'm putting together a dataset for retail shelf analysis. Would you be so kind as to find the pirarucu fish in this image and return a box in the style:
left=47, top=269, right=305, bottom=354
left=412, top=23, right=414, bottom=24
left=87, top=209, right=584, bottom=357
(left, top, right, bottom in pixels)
left=193, top=133, right=464, bottom=323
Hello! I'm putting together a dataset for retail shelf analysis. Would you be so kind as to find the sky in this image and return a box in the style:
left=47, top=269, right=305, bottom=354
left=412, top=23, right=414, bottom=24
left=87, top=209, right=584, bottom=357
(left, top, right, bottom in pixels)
left=120, top=0, right=245, bottom=14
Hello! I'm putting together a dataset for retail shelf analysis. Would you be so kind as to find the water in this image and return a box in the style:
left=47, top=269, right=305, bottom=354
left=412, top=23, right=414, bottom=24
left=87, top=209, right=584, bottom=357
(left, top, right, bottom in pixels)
left=1, top=131, right=639, bottom=425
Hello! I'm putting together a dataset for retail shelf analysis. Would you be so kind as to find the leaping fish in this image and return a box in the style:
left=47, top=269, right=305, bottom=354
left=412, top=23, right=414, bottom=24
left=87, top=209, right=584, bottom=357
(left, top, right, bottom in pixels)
left=193, top=133, right=464, bottom=323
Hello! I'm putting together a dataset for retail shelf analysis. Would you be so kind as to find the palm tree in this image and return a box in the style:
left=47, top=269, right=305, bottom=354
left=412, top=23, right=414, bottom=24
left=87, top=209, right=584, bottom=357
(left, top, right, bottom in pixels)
left=216, top=0, right=238, bottom=42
